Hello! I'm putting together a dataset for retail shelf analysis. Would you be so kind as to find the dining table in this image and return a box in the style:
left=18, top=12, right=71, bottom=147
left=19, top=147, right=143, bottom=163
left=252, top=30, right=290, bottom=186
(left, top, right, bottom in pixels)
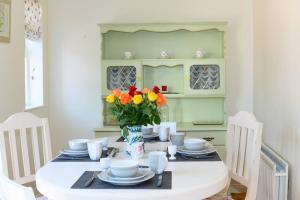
left=36, top=136, right=229, bottom=200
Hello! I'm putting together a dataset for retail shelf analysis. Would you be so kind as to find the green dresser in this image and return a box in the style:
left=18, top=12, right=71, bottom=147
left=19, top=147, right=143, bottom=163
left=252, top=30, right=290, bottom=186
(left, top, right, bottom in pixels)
left=95, top=23, right=228, bottom=159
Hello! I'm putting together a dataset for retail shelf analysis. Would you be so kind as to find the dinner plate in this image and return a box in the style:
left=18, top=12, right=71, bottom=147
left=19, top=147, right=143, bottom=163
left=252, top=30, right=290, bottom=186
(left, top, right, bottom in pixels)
left=177, top=142, right=216, bottom=155
left=98, top=170, right=155, bottom=186
left=105, top=168, right=149, bottom=181
left=142, top=132, right=159, bottom=139
left=178, top=142, right=213, bottom=152
left=60, top=149, right=89, bottom=157
left=62, top=148, right=88, bottom=153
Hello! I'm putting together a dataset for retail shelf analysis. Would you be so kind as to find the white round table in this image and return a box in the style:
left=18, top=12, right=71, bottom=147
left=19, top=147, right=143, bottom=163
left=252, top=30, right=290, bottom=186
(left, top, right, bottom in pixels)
left=36, top=137, right=228, bottom=200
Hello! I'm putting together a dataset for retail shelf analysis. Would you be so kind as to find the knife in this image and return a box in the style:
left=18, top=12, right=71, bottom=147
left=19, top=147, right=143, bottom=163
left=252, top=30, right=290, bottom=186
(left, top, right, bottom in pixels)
left=84, top=172, right=99, bottom=187
left=156, top=174, right=163, bottom=187
left=108, top=148, right=116, bottom=158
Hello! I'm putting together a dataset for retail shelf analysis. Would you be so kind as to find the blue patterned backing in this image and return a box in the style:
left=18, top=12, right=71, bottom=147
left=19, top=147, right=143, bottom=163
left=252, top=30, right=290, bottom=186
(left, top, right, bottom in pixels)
left=190, top=65, right=220, bottom=90
left=107, top=66, right=136, bottom=90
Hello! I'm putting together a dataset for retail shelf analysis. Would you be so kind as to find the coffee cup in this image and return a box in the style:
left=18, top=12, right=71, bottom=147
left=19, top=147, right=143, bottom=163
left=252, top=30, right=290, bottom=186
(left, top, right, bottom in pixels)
left=148, top=151, right=168, bottom=174
left=170, top=132, right=185, bottom=146
left=159, top=126, right=170, bottom=142
left=87, top=141, right=102, bottom=161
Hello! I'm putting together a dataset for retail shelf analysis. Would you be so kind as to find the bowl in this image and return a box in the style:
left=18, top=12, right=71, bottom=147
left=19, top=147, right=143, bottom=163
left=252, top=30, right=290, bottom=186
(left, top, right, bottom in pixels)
left=110, top=160, right=139, bottom=177
left=142, top=126, right=153, bottom=135
left=68, top=139, right=89, bottom=150
left=184, top=138, right=205, bottom=150
left=93, top=137, right=109, bottom=149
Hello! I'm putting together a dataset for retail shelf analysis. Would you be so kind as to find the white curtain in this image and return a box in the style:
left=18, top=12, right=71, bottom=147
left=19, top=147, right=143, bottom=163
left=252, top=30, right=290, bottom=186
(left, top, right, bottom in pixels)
left=25, top=0, right=42, bottom=41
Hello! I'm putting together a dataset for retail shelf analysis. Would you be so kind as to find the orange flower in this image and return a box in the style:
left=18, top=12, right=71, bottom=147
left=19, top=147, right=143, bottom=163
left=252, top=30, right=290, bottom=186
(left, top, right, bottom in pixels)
left=119, top=93, right=132, bottom=105
left=142, top=88, right=150, bottom=94
left=156, top=93, right=167, bottom=106
left=112, top=89, right=121, bottom=97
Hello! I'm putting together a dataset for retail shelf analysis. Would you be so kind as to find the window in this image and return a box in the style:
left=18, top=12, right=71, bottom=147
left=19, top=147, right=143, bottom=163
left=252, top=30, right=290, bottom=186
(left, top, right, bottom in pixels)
left=25, top=38, right=43, bottom=109
left=24, top=0, right=43, bottom=109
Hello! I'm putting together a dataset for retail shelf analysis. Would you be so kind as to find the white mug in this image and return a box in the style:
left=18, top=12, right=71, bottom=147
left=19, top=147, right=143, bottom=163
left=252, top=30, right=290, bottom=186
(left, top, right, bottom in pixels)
left=159, top=126, right=170, bottom=142
left=87, top=141, right=102, bottom=161
left=100, top=157, right=111, bottom=170
left=148, top=151, right=168, bottom=174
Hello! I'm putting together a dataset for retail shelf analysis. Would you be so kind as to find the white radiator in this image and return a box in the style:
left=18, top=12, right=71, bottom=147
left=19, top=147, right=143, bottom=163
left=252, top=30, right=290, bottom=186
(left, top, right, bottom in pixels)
left=257, top=144, right=289, bottom=200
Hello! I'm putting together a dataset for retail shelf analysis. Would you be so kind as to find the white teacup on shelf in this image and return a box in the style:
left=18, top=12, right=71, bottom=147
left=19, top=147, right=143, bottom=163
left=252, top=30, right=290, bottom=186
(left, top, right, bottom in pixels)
left=160, top=50, right=169, bottom=59
left=124, top=51, right=133, bottom=59
left=195, top=50, right=205, bottom=58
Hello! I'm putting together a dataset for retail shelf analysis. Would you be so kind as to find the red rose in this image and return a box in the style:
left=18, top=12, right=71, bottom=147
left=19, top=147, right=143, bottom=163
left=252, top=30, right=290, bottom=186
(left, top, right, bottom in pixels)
left=152, top=86, right=160, bottom=94
left=128, top=86, right=137, bottom=96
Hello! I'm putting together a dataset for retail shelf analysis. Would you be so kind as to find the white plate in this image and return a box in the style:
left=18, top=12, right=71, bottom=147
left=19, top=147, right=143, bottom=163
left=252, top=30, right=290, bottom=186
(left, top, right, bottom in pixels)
left=179, top=148, right=216, bottom=156
left=98, top=170, right=155, bottom=186
left=178, top=142, right=212, bottom=152
left=177, top=142, right=216, bottom=155
left=105, top=168, right=149, bottom=181
left=60, top=150, right=89, bottom=157
left=62, top=148, right=88, bottom=153
left=143, top=132, right=159, bottom=139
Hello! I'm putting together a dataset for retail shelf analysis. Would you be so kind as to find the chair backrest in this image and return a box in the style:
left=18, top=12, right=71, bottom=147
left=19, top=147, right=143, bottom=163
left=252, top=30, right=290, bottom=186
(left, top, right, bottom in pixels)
left=0, top=171, right=36, bottom=200
left=0, top=112, right=52, bottom=184
left=226, top=111, right=263, bottom=200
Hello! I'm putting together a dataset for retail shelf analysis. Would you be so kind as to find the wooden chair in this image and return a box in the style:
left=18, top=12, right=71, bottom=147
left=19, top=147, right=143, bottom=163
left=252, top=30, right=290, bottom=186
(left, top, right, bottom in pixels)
left=207, top=111, right=263, bottom=200
left=0, top=112, right=52, bottom=198
left=0, top=170, right=36, bottom=200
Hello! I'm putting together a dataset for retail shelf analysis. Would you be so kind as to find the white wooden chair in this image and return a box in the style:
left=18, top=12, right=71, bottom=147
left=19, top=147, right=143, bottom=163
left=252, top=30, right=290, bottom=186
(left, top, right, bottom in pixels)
left=0, top=112, right=52, bottom=198
left=0, top=170, right=36, bottom=200
left=207, top=111, right=263, bottom=200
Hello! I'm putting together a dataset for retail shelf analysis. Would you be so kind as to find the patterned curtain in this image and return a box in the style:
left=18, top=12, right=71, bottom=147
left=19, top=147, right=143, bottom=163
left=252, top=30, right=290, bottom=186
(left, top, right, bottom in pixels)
left=25, top=0, right=42, bottom=41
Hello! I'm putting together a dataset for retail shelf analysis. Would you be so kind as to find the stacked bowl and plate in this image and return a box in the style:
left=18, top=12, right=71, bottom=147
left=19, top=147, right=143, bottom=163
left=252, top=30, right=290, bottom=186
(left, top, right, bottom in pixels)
left=98, top=160, right=155, bottom=186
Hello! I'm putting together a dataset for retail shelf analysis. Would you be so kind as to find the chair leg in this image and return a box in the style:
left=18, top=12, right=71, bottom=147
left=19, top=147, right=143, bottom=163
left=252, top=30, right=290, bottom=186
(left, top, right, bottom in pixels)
left=23, top=181, right=43, bottom=198
left=231, top=192, right=246, bottom=200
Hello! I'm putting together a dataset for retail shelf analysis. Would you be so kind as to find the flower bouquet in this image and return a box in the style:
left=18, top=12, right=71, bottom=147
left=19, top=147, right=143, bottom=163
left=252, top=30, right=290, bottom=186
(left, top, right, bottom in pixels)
left=106, top=86, right=167, bottom=141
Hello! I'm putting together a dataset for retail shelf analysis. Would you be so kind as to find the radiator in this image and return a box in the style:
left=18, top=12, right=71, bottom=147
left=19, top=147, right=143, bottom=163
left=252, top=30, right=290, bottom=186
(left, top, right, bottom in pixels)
left=257, top=144, right=289, bottom=200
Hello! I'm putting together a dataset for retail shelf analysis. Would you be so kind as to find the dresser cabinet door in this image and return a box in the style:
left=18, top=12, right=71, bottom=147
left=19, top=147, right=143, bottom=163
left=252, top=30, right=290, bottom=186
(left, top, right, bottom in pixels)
left=102, top=60, right=142, bottom=95
left=184, top=59, right=225, bottom=96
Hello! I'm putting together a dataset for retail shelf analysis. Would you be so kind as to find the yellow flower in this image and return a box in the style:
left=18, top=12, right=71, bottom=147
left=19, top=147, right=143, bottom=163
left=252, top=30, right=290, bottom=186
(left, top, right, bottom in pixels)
left=106, top=94, right=115, bottom=103
left=147, top=92, right=157, bottom=102
left=132, top=95, right=143, bottom=105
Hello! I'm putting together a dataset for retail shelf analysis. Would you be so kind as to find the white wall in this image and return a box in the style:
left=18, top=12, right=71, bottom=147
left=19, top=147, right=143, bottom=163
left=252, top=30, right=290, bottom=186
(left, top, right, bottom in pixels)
left=47, top=0, right=254, bottom=154
left=254, top=0, right=300, bottom=199
left=0, top=0, right=25, bottom=121
left=0, top=0, right=48, bottom=123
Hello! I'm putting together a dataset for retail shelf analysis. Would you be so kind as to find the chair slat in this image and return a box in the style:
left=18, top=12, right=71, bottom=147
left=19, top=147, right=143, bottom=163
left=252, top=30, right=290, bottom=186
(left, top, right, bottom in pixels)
left=232, top=125, right=241, bottom=174
left=0, top=130, right=9, bottom=176
left=41, top=119, right=52, bottom=163
left=31, top=128, right=41, bottom=172
left=244, top=129, right=254, bottom=179
left=8, top=130, right=19, bottom=179
left=237, top=127, right=248, bottom=176
left=20, top=129, right=31, bottom=177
